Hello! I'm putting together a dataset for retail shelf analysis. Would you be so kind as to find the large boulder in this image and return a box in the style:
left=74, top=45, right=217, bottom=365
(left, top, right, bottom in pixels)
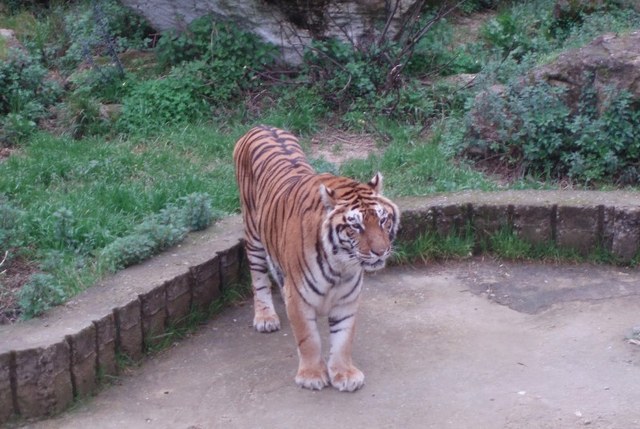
left=120, top=0, right=420, bottom=64
left=531, top=30, right=640, bottom=112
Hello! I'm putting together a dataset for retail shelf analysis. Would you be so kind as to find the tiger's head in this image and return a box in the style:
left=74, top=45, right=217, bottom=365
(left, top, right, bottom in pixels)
left=320, top=173, right=400, bottom=272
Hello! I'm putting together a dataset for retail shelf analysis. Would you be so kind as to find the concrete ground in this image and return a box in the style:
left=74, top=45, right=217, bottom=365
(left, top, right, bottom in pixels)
left=19, top=259, right=640, bottom=429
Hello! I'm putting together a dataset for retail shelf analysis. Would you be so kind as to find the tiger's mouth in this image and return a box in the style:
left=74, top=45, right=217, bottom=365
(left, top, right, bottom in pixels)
left=361, top=259, right=386, bottom=272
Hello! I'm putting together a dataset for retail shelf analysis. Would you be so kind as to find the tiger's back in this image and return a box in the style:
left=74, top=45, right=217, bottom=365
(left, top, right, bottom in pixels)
left=233, top=125, right=399, bottom=392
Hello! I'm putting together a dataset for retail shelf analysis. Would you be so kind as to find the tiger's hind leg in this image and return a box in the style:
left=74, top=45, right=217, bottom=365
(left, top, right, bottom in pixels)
left=245, top=240, right=281, bottom=333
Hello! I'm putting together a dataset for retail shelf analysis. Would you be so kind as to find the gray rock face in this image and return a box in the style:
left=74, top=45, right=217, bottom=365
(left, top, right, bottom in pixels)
left=120, top=0, right=419, bottom=64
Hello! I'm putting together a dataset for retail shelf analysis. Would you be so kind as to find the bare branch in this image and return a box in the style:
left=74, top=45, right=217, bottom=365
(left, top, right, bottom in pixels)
left=377, top=0, right=402, bottom=48
left=0, top=250, right=8, bottom=276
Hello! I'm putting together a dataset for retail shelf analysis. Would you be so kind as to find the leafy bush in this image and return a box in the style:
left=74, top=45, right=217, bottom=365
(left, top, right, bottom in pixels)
left=155, top=16, right=275, bottom=101
left=460, top=78, right=640, bottom=184
left=480, top=2, right=555, bottom=61
left=303, top=38, right=385, bottom=109
left=406, top=17, right=482, bottom=76
left=117, top=73, right=209, bottom=134
left=0, top=48, right=61, bottom=145
left=18, top=273, right=67, bottom=319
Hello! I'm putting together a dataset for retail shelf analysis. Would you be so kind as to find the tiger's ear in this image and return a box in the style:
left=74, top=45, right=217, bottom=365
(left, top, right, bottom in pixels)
left=368, top=172, right=383, bottom=194
left=319, top=184, right=336, bottom=210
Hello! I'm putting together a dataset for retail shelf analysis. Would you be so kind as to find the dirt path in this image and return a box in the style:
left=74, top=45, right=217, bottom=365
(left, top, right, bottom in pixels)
left=19, top=260, right=640, bottom=429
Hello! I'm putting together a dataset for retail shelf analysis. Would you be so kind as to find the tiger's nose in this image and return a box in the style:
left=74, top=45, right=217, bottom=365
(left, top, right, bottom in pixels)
left=371, top=248, right=388, bottom=257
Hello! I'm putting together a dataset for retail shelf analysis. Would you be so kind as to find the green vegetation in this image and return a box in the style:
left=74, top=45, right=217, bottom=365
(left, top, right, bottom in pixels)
left=395, top=225, right=626, bottom=266
left=1, top=0, right=639, bottom=319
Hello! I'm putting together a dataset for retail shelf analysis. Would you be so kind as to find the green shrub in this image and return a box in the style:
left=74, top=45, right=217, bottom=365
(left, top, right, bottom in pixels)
left=117, top=74, right=209, bottom=134
left=18, top=273, right=67, bottom=319
left=480, top=2, right=555, bottom=61
left=406, top=17, right=482, bottom=76
left=303, top=38, right=384, bottom=109
left=61, top=88, right=111, bottom=139
left=52, top=207, right=76, bottom=249
left=155, top=16, right=275, bottom=103
left=460, top=78, right=640, bottom=184
left=0, top=48, right=61, bottom=145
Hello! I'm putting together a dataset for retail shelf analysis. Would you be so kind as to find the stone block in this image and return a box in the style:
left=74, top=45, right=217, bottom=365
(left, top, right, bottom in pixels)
left=140, top=285, right=167, bottom=347
left=114, top=299, right=143, bottom=362
left=219, top=243, right=243, bottom=286
left=601, top=206, right=616, bottom=251
left=434, top=204, right=471, bottom=236
left=67, top=324, right=97, bottom=398
left=94, top=313, right=117, bottom=379
left=512, top=205, right=554, bottom=245
left=190, top=257, right=221, bottom=312
left=396, top=209, right=435, bottom=241
left=14, top=342, right=73, bottom=418
left=556, top=205, right=600, bottom=254
left=611, top=207, right=640, bottom=262
left=0, top=351, right=14, bottom=424
left=472, top=204, right=511, bottom=240
left=166, top=272, right=192, bottom=325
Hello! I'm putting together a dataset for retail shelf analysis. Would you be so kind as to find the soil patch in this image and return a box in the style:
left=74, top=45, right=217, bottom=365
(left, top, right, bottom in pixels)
left=0, top=254, right=37, bottom=324
left=308, top=127, right=380, bottom=166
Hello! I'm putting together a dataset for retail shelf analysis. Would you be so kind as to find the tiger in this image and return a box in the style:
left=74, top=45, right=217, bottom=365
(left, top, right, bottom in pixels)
left=233, top=125, right=400, bottom=392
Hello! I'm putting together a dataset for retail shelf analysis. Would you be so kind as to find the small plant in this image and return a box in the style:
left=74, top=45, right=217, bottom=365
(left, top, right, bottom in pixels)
left=100, top=193, right=217, bottom=271
left=0, top=197, right=22, bottom=249
left=52, top=207, right=76, bottom=249
left=18, top=273, right=67, bottom=319
left=179, top=193, right=214, bottom=232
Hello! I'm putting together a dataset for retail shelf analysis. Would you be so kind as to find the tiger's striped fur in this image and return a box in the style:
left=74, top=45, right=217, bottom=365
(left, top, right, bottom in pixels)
left=234, top=125, right=400, bottom=392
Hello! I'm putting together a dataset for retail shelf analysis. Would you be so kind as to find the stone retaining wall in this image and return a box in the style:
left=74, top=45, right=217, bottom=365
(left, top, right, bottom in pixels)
left=1, top=191, right=639, bottom=424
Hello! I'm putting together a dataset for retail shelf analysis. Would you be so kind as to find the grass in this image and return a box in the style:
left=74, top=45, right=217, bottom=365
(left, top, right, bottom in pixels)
left=394, top=225, right=633, bottom=266
left=0, top=125, right=241, bottom=314
left=340, top=120, right=495, bottom=196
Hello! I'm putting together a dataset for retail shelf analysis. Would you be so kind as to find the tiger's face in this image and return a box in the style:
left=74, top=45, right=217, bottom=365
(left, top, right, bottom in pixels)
left=341, top=203, right=397, bottom=271
left=321, top=174, right=399, bottom=272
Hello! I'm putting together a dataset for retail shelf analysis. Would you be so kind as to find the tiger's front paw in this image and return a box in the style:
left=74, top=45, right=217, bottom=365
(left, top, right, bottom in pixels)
left=253, top=312, right=280, bottom=333
left=295, top=364, right=329, bottom=390
left=329, top=365, right=365, bottom=392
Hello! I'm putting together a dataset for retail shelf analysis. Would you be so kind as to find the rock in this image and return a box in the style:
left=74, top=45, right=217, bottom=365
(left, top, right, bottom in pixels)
left=0, top=28, right=26, bottom=56
left=99, top=104, right=122, bottom=121
left=468, top=31, right=640, bottom=146
left=120, top=0, right=421, bottom=64
left=530, top=31, right=640, bottom=113
left=552, top=0, right=605, bottom=21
